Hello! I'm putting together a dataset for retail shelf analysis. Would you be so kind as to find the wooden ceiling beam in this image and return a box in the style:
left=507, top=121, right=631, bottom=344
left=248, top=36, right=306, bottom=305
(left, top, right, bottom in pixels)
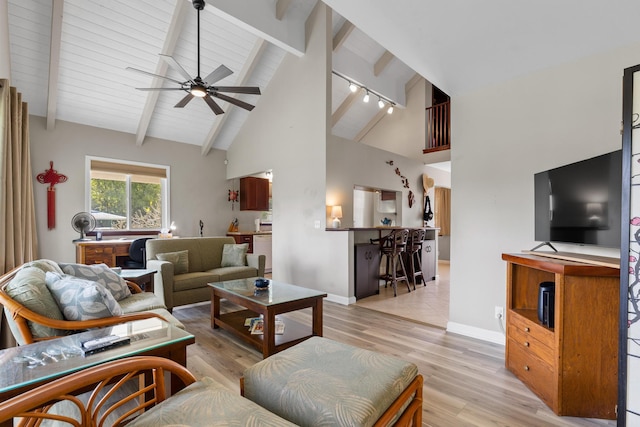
left=333, top=21, right=354, bottom=51
left=354, top=108, right=387, bottom=142
left=373, top=50, right=394, bottom=77
left=331, top=87, right=362, bottom=127
left=405, top=72, right=422, bottom=94
left=46, top=0, right=63, bottom=131
left=275, top=0, right=293, bottom=20
left=135, top=0, right=188, bottom=146
left=201, top=38, right=267, bottom=156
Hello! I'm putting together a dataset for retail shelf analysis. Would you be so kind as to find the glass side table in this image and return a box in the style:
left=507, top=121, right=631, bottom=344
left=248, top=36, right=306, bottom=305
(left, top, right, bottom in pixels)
left=0, top=318, right=194, bottom=403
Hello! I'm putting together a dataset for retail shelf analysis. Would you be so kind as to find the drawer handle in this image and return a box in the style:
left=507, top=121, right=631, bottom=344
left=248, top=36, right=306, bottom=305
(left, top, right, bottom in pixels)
left=524, top=341, right=530, bottom=347
left=524, top=365, right=530, bottom=371
left=524, top=327, right=530, bottom=332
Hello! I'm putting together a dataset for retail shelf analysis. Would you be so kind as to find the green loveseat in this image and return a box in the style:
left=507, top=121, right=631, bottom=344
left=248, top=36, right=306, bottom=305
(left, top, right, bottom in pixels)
left=146, top=237, right=265, bottom=311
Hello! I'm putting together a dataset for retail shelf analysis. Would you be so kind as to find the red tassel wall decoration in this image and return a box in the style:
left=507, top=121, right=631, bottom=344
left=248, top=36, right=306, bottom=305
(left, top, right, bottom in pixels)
left=37, top=161, right=68, bottom=230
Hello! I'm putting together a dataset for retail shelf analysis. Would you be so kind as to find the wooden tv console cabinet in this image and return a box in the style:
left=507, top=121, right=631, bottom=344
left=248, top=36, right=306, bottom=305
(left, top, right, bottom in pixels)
left=502, top=253, right=619, bottom=419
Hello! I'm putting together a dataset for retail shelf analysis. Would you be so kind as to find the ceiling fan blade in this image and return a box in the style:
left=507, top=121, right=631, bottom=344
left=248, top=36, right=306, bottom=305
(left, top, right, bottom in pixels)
left=213, top=86, right=261, bottom=95
left=203, top=65, right=233, bottom=85
left=212, top=92, right=256, bottom=111
left=175, top=93, right=195, bottom=108
left=135, top=87, right=185, bottom=91
left=159, top=54, right=194, bottom=83
left=203, top=94, right=225, bottom=115
left=127, top=67, right=185, bottom=85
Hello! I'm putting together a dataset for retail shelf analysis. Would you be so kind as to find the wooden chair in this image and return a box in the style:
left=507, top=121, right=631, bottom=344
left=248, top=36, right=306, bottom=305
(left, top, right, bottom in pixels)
left=0, top=356, right=196, bottom=426
left=407, top=228, right=426, bottom=287
left=0, top=267, right=166, bottom=345
left=379, top=229, right=411, bottom=297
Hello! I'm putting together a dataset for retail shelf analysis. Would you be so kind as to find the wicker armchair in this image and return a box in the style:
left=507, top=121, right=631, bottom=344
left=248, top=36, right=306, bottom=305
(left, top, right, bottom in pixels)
left=0, top=356, right=196, bottom=426
left=0, top=266, right=175, bottom=345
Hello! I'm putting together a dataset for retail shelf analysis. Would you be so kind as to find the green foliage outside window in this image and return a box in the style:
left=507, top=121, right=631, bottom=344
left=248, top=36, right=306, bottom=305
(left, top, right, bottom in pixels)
left=91, top=178, right=162, bottom=230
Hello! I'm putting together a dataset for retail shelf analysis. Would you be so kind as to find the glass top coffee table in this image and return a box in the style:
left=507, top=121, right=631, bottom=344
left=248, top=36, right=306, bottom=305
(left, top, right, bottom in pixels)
left=0, top=318, right=194, bottom=403
left=209, top=278, right=327, bottom=358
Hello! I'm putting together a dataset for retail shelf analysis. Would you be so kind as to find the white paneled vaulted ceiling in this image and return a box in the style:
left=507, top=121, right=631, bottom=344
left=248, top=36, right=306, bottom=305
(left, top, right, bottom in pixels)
left=9, top=1, right=640, bottom=155
left=7, top=0, right=421, bottom=154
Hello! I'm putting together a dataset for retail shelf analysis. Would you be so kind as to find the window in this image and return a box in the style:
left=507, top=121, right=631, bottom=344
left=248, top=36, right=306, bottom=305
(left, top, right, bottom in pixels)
left=87, top=157, right=169, bottom=232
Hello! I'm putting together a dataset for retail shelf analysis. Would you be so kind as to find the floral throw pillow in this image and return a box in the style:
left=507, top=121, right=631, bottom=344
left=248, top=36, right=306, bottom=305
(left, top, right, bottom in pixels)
left=220, top=244, right=249, bottom=267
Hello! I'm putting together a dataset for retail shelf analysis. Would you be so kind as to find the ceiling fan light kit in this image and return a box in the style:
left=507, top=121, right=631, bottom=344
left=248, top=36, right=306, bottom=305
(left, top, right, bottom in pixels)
left=127, top=0, right=260, bottom=115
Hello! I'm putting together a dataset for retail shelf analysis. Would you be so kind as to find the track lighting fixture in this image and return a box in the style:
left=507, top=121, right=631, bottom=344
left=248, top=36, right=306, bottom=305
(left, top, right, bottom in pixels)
left=332, top=70, right=396, bottom=111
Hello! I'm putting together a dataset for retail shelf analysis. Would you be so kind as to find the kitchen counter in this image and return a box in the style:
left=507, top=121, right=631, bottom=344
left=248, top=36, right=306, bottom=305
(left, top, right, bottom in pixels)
left=226, top=231, right=272, bottom=235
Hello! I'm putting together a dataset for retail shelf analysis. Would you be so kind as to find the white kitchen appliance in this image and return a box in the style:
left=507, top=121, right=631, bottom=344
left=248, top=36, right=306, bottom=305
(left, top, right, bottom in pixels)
left=253, top=234, right=272, bottom=273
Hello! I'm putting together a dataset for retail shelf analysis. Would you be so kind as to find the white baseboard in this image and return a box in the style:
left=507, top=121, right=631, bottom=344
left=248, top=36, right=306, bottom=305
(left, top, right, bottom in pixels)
left=446, top=321, right=506, bottom=346
left=326, top=293, right=355, bottom=305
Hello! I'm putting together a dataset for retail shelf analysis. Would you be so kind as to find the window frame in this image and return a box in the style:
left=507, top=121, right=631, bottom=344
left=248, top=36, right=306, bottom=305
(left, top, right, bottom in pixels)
left=85, top=156, right=170, bottom=236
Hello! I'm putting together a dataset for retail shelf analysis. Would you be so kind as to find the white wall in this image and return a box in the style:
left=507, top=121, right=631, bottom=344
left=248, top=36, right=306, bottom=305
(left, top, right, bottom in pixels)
left=225, top=4, right=352, bottom=303
left=359, top=78, right=427, bottom=161
left=327, top=135, right=428, bottom=229
left=448, top=43, right=640, bottom=343
left=29, top=117, right=231, bottom=262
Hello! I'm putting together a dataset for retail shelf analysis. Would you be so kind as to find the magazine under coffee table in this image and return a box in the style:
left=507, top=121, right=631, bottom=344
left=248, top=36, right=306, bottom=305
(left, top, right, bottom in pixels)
left=209, top=278, right=327, bottom=358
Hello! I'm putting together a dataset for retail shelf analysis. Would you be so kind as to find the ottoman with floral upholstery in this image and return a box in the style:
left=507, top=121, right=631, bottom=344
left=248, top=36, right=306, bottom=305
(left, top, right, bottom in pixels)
left=241, top=337, right=423, bottom=427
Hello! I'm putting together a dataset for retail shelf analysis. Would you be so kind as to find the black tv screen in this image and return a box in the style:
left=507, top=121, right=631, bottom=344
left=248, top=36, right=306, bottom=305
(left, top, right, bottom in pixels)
left=534, top=150, right=622, bottom=248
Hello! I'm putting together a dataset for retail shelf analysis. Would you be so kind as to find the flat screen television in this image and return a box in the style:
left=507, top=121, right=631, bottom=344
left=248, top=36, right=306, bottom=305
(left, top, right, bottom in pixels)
left=534, top=150, right=622, bottom=248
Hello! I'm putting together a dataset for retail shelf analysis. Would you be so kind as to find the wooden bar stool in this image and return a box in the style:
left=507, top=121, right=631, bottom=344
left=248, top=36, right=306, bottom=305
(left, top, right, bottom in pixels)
left=379, top=229, right=411, bottom=297
left=408, top=228, right=426, bottom=288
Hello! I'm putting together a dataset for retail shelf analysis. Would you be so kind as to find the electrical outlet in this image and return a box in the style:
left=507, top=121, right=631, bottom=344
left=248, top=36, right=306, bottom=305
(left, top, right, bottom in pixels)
left=494, top=306, right=504, bottom=319
left=314, top=220, right=321, bottom=229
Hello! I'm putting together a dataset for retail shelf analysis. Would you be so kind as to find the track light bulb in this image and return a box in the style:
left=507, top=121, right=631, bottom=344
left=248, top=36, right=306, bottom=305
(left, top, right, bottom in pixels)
left=387, top=105, right=394, bottom=114
left=378, top=98, right=385, bottom=109
left=363, top=92, right=370, bottom=103
left=349, top=82, right=358, bottom=93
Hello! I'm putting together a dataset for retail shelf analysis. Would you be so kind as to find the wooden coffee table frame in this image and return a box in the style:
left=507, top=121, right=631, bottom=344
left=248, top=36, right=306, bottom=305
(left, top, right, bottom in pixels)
left=210, top=283, right=326, bottom=358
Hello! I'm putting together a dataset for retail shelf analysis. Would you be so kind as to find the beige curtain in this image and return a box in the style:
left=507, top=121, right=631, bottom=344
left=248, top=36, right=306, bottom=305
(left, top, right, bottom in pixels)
left=435, top=187, right=451, bottom=236
left=0, top=80, right=38, bottom=349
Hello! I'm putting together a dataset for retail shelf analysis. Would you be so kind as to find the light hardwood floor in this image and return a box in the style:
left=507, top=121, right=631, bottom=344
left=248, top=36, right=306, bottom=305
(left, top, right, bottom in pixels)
left=173, top=287, right=615, bottom=426
left=355, top=261, right=450, bottom=329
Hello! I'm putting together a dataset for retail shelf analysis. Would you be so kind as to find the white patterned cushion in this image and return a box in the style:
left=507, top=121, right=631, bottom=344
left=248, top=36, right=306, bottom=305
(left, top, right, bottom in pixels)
left=45, top=272, right=123, bottom=321
left=59, top=263, right=131, bottom=301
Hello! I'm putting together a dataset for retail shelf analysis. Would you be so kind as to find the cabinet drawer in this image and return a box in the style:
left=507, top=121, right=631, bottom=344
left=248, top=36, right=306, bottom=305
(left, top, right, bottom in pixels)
left=85, top=253, right=113, bottom=264
left=508, top=311, right=554, bottom=349
left=507, top=338, right=557, bottom=411
left=508, top=322, right=554, bottom=364
left=85, top=247, right=114, bottom=256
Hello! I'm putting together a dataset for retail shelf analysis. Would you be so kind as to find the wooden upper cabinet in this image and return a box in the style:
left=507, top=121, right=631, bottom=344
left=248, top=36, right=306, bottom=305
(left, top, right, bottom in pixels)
left=240, top=177, right=270, bottom=211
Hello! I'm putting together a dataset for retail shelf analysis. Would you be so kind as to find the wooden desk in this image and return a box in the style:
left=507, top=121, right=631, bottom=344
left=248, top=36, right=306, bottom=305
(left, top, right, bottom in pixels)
left=75, top=240, right=133, bottom=267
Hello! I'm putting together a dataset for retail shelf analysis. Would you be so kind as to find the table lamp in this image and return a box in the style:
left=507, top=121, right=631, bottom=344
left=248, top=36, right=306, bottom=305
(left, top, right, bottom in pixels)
left=331, top=205, right=343, bottom=228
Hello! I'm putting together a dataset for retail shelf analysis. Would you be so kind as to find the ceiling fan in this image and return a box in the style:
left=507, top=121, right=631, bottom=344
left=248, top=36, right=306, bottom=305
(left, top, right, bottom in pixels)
left=127, top=0, right=260, bottom=115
